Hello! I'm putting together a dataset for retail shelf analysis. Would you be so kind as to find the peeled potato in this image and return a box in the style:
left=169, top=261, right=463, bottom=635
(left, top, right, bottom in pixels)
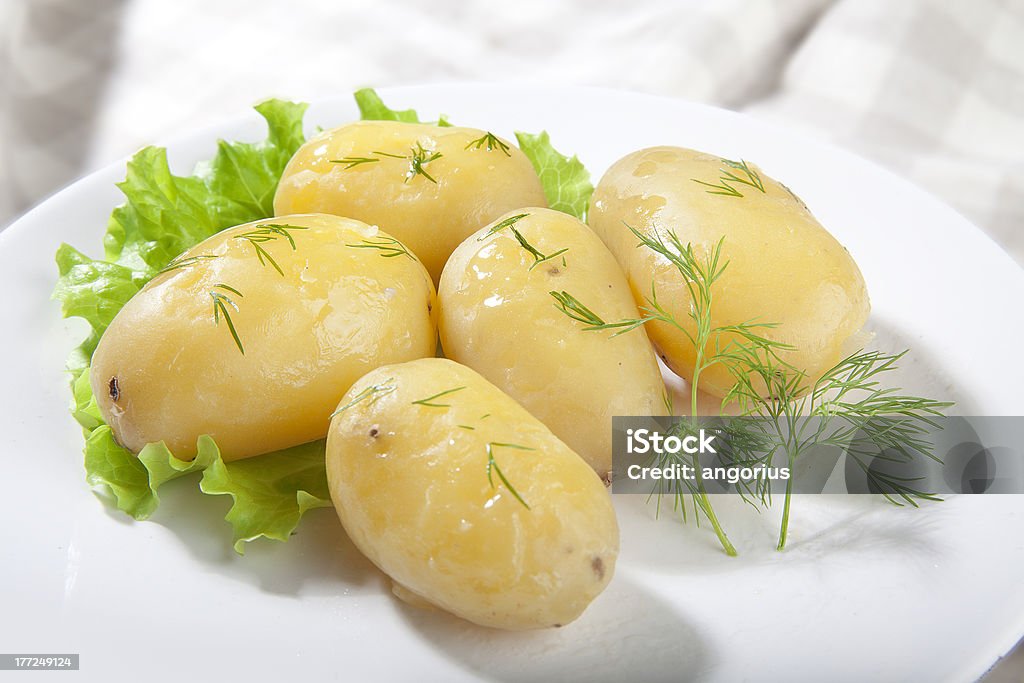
left=273, top=120, right=547, bottom=282
left=439, top=208, right=667, bottom=478
left=326, top=358, right=619, bottom=630
left=588, top=147, right=870, bottom=397
left=90, top=213, right=436, bottom=460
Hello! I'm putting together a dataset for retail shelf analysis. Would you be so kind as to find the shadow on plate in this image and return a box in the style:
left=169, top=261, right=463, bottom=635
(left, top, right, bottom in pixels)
left=615, top=493, right=948, bottom=579
left=394, top=571, right=712, bottom=683
left=137, top=477, right=384, bottom=597
left=864, top=316, right=980, bottom=413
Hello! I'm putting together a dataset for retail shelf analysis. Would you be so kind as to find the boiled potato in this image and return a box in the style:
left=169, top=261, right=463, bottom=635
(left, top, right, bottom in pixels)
left=90, top=213, right=436, bottom=460
left=273, top=120, right=547, bottom=283
left=588, top=147, right=870, bottom=398
left=326, top=357, right=618, bottom=630
left=439, top=208, right=667, bottom=479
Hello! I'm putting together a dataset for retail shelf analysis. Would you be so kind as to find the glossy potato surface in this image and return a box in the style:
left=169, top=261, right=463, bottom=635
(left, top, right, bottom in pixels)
left=90, top=213, right=436, bottom=460
left=589, top=147, right=870, bottom=397
left=439, top=208, right=667, bottom=478
left=273, top=120, right=547, bottom=282
left=326, top=358, right=619, bottom=630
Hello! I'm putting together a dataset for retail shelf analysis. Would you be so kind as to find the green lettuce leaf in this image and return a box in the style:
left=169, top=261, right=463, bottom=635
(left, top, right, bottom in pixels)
left=84, top=426, right=152, bottom=516
left=514, top=131, right=594, bottom=220
left=200, top=440, right=332, bottom=554
left=355, top=87, right=453, bottom=127
left=84, top=427, right=218, bottom=520
left=201, top=100, right=309, bottom=226
left=103, top=147, right=220, bottom=273
left=354, top=87, right=422, bottom=123
left=82, top=419, right=329, bottom=552
left=57, top=100, right=328, bottom=553
left=103, top=100, right=309, bottom=275
left=54, top=244, right=147, bottom=369
left=71, top=367, right=103, bottom=431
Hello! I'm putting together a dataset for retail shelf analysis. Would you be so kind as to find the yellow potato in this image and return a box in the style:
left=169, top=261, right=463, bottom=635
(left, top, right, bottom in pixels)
left=326, top=358, right=619, bottom=630
left=439, top=208, right=667, bottom=479
left=588, top=147, right=870, bottom=398
left=273, top=120, right=547, bottom=282
left=90, top=213, right=436, bottom=460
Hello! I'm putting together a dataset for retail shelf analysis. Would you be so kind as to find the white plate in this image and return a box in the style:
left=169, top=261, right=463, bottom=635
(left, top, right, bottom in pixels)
left=1, top=84, right=1022, bottom=682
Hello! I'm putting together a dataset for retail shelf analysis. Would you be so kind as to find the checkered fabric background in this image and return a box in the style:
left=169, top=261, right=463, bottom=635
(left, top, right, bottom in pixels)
left=2, top=0, right=1022, bottom=267
left=0, top=0, right=830, bottom=213
left=0, top=0, right=1021, bottom=677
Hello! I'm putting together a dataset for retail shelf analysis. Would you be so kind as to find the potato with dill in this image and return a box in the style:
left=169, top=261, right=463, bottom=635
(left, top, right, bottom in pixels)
left=90, top=213, right=436, bottom=461
left=326, top=357, right=618, bottom=630
left=588, top=147, right=870, bottom=398
left=273, top=120, right=547, bottom=283
left=438, top=208, right=667, bottom=480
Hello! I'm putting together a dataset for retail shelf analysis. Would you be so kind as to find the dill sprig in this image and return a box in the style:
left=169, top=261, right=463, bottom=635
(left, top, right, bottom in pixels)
left=329, top=156, right=380, bottom=169
left=691, top=158, right=765, bottom=197
left=375, top=142, right=443, bottom=184
left=508, top=227, right=569, bottom=270
left=554, top=225, right=949, bottom=553
left=662, top=388, right=675, bottom=415
left=549, top=290, right=647, bottom=334
left=210, top=283, right=244, bottom=355
left=331, top=380, right=397, bottom=417
left=346, top=235, right=414, bottom=260
left=722, top=344, right=952, bottom=549
left=624, top=227, right=790, bottom=388
left=465, top=132, right=511, bottom=156
left=411, top=386, right=467, bottom=408
left=331, top=143, right=443, bottom=183
left=235, top=223, right=308, bottom=276
left=637, top=229, right=951, bottom=551
left=479, top=213, right=529, bottom=240
left=157, top=253, right=218, bottom=276
left=549, top=290, right=606, bottom=327
left=631, top=228, right=950, bottom=552
left=405, top=143, right=442, bottom=183
left=608, top=230, right=770, bottom=554
left=486, top=442, right=532, bottom=509
left=250, top=223, right=307, bottom=248
left=479, top=212, right=569, bottom=269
